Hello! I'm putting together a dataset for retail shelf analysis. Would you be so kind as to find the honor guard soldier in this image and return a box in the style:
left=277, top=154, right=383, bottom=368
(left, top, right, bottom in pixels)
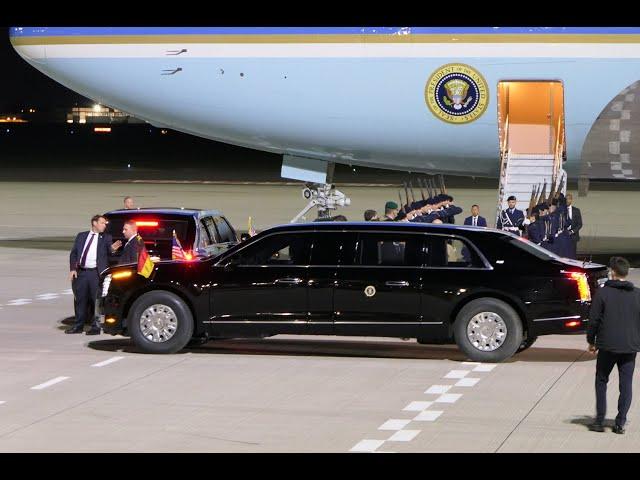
left=526, top=206, right=544, bottom=245
left=497, top=196, right=525, bottom=236
left=383, top=201, right=399, bottom=221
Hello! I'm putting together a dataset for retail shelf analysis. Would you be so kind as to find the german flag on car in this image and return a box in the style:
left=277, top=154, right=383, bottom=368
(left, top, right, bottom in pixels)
left=136, top=235, right=154, bottom=278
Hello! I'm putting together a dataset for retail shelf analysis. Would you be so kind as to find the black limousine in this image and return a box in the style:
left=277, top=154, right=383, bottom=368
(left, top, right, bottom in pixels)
left=98, top=222, right=607, bottom=362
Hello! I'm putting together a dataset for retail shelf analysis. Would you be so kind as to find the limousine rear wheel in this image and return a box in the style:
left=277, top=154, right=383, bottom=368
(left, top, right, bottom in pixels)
left=129, top=291, right=194, bottom=354
left=454, top=298, right=523, bottom=362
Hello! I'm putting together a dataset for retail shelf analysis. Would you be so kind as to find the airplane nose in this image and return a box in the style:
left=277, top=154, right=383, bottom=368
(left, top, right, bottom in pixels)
left=9, top=27, right=47, bottom=66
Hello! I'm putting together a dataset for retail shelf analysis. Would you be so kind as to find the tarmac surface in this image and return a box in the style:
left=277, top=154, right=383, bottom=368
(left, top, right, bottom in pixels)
left=1, top=245, right=640, bottom=452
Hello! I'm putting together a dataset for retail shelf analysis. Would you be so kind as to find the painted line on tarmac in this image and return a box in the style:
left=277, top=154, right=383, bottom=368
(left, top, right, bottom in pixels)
left=349, top=363, right=497, bottom=453
left=91, top=356, right=124, bottom=368
left=0, top=401, right=5, bottom=405
left=31, top=376, right=70, bottom=390
left=7, top=298, right=32, bottom=306
left=61, top=289, right=74, bottom=295
left=36, top=293, right=60, bottom=301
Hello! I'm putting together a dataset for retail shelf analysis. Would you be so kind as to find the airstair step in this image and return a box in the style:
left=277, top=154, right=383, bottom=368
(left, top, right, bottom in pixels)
left=509, top=153, right=555, bottom=159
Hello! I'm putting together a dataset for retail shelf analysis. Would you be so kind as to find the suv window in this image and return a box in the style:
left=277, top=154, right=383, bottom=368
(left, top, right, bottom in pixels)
left=214, top=216, right=235, bottom=243
left=201, top=217, right=219, bottom=246
left=428, top=236, right=484, bottom=268
left=105, top=214, right=195, bottom=260
left=357, top=233, right=422, bottom=267
left=232, top=234, right=312, bottom=266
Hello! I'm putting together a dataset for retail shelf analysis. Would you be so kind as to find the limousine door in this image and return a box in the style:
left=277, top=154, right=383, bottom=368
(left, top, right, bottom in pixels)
left=333, top=232, right=423, bottom=337
left=210, top=233, right=311, bottom=334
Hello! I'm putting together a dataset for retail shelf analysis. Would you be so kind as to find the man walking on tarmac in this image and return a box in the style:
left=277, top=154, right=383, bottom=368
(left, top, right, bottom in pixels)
left=588, top=256, right=640, bottom=434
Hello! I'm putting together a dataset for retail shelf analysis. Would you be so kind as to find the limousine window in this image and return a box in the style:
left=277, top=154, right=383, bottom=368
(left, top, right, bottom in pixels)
left=504, top=235, right=563, bottom=261
left=357, top=233, right=421, bottom=266
left=310, top=233, right=357, bottom=265
left=429, top=236, right=484, bottom=268
left=232, top=234, right=312, bottom=266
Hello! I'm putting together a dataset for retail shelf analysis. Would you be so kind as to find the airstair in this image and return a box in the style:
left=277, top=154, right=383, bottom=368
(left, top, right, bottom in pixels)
left=495, top=116, right=567, bottom=224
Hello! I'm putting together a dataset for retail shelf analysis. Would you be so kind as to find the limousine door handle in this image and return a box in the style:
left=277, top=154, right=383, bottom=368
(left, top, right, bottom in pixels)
left=274, top=277, right=304, bottom=285
left=385, top=281, right=410, bottom=287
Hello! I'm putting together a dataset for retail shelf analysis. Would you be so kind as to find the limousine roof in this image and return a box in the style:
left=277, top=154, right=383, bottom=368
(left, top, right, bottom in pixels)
left=265, top=221, right=510, bottom=236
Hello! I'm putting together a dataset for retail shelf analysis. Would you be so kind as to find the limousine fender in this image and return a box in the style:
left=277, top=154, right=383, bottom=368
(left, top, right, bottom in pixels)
left=122, top=282, right=202, bottom=337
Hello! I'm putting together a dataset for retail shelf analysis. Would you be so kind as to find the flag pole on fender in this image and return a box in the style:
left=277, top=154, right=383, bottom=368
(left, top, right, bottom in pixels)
left=137, top=234, right=154, bottom=278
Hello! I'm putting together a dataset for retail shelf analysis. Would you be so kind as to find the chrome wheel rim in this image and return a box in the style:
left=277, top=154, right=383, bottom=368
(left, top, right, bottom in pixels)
left=466, top=312, right=507, bottom=352
left=139, top=304, right=178, bottom=343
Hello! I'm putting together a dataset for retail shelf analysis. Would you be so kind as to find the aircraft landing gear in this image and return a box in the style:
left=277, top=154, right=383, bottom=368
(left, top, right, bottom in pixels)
left=290, top=183, right=351, bottom=223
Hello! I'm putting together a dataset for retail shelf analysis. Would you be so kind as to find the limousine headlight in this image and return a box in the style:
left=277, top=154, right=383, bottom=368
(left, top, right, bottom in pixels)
left=102, top=274, right=112, bottom=297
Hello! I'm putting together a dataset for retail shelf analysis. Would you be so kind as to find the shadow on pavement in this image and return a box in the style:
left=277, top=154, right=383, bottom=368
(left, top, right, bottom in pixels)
left=569, top=416, right=618, bottom=430
left=85, top=337, right=594, bottom=362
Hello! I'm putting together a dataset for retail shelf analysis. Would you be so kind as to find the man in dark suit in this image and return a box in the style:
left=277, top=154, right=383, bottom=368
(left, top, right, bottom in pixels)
left=566, top=193, right=583, bottom=258
left=118, top=220, right=141, bottom=265
left=68, top=214, right=121, bottom=335
left=464, top=205, right=487, bottom=227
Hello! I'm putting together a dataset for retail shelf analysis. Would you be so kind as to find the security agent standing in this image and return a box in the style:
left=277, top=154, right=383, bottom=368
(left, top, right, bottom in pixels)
left=587, top=257, right=640, bottom=434
left=566, top=193, right=583, bottom=258
left=464, top=205, right=487, bottom=227
left=497, top=196, right=525, bottom=235
left=67, top=215, right=121, bottom=335
left=118, top=220, right=141, bottom=265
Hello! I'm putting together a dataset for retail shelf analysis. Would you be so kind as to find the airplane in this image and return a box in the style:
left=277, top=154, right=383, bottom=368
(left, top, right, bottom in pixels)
left=10, top=27, right=640, bottom=218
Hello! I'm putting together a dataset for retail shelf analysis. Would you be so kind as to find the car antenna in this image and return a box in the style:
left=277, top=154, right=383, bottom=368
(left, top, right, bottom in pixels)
left=583, top=224, right=595, bottom=268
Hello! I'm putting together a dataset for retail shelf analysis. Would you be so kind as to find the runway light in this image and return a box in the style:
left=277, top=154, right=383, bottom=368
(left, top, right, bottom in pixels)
left=565, top=320, right=581, bottom=328
left=112, top=271, right=132, bottom=280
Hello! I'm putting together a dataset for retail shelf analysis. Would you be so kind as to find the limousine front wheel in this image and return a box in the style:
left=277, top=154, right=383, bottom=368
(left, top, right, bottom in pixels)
left=454, top=298, right=523, bottom=362
left=129, top=291, right=194, bottom=354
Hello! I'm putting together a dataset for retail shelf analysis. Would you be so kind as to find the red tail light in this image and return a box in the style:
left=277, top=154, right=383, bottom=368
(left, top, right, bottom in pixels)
left=566, top=272, right=591, bottom=302
left=135, top=220, right=158, bottom=227
left=565, top=320, right=581, bottom=328
left=184, top=251, right=194, bottom=261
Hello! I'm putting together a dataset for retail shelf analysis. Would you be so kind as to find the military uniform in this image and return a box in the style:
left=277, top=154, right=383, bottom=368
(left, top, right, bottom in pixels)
left=497, top=207, right=525, bottom=236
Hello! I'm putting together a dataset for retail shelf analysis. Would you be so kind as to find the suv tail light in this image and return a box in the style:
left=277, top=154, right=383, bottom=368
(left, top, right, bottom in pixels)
left=566, top=271, right=591, bottom=302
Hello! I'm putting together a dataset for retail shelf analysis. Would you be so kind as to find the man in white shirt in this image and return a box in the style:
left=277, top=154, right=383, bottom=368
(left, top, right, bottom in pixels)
left=464, top=205, right=487, bottom=227
left=566, top=193, right=583, bottom=258
left=67, top=215, right=121, bottom=335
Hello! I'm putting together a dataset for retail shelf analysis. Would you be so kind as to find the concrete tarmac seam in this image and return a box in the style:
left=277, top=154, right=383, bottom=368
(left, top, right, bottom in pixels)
left=493, top=349, right=589, bottom=453
left=0, top=357, right=191, bottom=441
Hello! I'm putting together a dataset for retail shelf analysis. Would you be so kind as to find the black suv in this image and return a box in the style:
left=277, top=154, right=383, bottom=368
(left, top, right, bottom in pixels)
left=99, top=222, right=607, bottom=362
left=104, top=208, right=237, bottom=263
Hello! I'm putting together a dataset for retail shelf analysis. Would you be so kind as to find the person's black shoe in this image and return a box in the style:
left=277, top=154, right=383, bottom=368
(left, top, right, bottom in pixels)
left=613, top=424, right=626, bottom=434
left=86, top=327, right=101, bottom=336
left=589, top=422, right=605, bottom=432
left=65, top=326, right=84, bottom=334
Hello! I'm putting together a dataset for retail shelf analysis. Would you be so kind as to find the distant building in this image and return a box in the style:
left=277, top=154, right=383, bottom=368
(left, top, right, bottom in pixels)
left=66, top=104, right=145, bottom=124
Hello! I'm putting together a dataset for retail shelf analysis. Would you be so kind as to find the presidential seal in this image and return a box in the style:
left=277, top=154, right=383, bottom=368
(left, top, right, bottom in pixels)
left=425, top=63, right=489, bottom=124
